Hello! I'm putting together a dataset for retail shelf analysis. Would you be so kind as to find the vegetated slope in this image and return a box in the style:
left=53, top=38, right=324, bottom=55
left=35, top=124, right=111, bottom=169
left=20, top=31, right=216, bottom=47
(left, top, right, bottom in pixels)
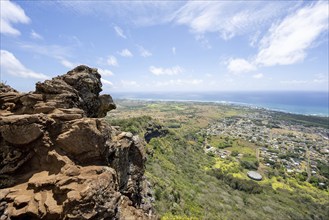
left=274, top=113, right=329, bottom=129
left=108, top=100, right=329, bottom=220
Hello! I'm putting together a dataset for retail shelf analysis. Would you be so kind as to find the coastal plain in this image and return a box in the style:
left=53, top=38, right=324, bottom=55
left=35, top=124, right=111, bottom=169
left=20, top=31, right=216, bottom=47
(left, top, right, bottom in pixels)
left=108, top=99, right=329, bottom=220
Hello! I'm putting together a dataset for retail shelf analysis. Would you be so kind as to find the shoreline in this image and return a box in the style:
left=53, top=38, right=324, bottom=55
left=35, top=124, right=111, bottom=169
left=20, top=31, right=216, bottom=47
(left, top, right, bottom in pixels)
left=114, top=97, right=329, bottom=118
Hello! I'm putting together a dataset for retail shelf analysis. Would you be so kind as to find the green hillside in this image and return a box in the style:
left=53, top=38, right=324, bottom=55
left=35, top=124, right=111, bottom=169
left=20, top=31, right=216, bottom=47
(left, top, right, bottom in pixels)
left=108, top=100, right=329, bottom=220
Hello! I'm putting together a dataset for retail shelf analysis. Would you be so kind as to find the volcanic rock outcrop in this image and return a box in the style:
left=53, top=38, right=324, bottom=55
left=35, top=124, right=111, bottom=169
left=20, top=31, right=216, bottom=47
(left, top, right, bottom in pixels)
left=0, top=65, right=155, bottom=219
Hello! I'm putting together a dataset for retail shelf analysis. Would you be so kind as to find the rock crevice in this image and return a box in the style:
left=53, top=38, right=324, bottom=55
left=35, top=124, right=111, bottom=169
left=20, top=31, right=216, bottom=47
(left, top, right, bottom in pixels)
left=0, top=65, right=155, bottom=219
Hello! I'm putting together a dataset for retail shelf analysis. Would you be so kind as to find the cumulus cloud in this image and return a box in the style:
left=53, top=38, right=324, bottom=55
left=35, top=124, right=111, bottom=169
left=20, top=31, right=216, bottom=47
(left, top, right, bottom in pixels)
left=227, top=58, right=256, bottom=74
left=226, top=2, right=328, bottom=75
left=255, top=1, right=328, bottom=66
left=107, top=55, right=118, bottom=66
left=114, top=25, right=127, bottom=39
left=149, top=65, right=184, bottom=76
left=0, top=0, right=30, bottom=36
left=0, top=50, right=49, bottom=79
left=118, top=49, right=133, bottom=57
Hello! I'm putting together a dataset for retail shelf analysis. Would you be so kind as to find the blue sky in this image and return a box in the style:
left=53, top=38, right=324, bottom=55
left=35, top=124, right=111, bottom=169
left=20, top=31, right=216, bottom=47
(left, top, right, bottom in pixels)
left=0, top=0, right=328, bottom=93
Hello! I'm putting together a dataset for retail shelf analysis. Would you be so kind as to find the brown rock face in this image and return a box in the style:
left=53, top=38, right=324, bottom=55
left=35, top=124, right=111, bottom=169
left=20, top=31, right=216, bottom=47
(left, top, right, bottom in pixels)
left=0, top=66, right=155, bottom=219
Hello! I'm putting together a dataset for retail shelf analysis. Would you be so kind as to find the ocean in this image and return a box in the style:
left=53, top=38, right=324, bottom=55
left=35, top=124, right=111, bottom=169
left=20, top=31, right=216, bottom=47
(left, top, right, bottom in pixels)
left=111, top=91, right=329, bottom=117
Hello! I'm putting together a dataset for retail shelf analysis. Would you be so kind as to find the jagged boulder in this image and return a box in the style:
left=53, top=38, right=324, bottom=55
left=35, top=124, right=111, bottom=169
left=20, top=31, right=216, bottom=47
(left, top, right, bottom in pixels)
left=0, top=66, right=155, bottom=219
left=144, top=122, right=169, bottom=143
left=0, top=65, right=116, bottom=117
left=0, top=84, right=17, bottom=93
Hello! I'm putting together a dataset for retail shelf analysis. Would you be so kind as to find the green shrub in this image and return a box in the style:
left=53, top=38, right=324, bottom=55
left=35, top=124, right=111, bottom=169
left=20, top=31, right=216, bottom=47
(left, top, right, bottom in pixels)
left=207, top=168, right=263, bottom=194
left=231, top=150, right=239, bottom=157
left=240, top=159, right=259, bottom=170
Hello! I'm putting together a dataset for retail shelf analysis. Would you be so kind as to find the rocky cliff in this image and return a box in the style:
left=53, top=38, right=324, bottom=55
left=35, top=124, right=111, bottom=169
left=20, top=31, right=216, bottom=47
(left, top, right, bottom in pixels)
left=0, top=65, right=155, bottom=219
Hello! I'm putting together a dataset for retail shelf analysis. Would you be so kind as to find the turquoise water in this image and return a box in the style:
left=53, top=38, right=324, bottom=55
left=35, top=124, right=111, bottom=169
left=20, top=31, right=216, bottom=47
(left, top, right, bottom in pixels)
left=111, top=91, right=329, bottom=117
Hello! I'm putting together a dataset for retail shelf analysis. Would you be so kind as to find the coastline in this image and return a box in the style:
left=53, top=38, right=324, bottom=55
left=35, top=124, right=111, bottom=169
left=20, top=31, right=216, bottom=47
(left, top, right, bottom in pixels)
left=111, top=91, right=329, bottom=117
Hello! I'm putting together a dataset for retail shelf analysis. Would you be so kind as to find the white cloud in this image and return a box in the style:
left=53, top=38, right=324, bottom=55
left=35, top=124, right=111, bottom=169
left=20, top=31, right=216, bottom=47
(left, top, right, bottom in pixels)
left=313, top=78, right=327, bottom=84
left=187, top=79, right=203, bottom=85
left=252, top=73, right=264, bottom=79
left=19, top=43, right=78, bottom=71
left=58, top=35, right=82, bottom=47
left=0, top=50, right=49, bottom=79
left=195, top=34, right=211, bottom=49
left=98, top=68, right=114, bottom=77
left=312, top=73, right=328, bottom=84
left=52, top=1, right=296, bottom=42
left=30, top=30, right=43, bottom=40
left=149, top=65, right=184, bottom=76
left=225, top=2, right=328, bottom=76
left=227, top=58, right=256, bottom=74
left=0, top=0, right=30, bottom=36
left=249, top=30, right=261, bottom=47
left=280, top=80, right=308, bottom=84
left=173, top=1, right=293, bottom=40
left=137, top=45, right=152, bottom=57
left=121, top=80, right=140, bottom=87
left=60, top=59, right=77, bottom=69
left=280, top=73, right=328, bottom=86
left=172, top=47, right=176, bottom=55
left=255, top=1, right=328, bottom=66
left=19, top=42, right=71, bottom=60
left=56, top=1, right=182, bottom=26
left=101, top=78, right=113, bottom=86
left=118, top=49, right=133, bottom=57
left=114, top=25, right=127, bottom=39
left=154, top=79, right=203, bottom=87
left=107, top=55, right=118, bottom=66
left=141, top=50, right=152, bottom=57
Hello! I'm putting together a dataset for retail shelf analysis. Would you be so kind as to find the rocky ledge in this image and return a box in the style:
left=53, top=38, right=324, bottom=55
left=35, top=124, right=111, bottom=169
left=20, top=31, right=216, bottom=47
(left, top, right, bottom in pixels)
left=0, top=66, right=155, bottom=219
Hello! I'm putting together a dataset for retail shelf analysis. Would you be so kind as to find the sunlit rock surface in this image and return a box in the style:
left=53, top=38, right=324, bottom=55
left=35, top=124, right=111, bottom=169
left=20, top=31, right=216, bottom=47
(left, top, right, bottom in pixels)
left=0, top=66, right=155, bottom=219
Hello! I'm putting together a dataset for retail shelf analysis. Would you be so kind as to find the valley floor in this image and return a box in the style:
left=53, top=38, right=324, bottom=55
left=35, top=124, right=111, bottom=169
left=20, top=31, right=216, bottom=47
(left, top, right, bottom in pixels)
left=107, top=99, right=329, bottom=220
